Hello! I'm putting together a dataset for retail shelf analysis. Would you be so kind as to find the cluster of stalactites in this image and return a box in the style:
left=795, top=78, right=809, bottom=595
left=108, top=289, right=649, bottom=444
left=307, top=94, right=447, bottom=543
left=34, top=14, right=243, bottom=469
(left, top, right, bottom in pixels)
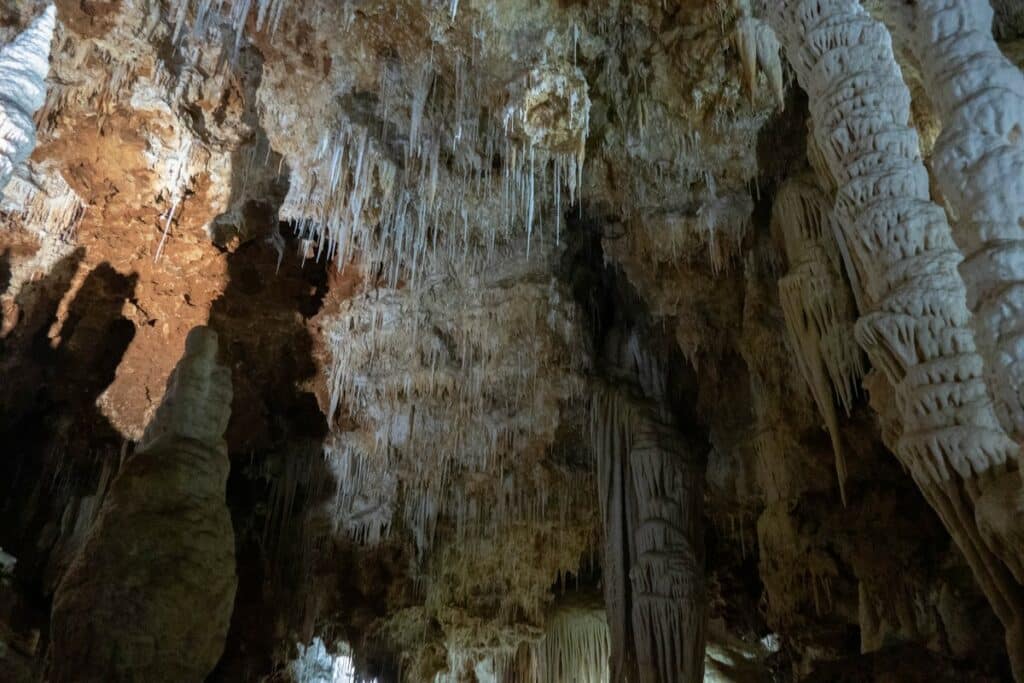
left=318, top=275, right=586, bottom=554
left=0, top=164, right=84, bottom=315
left=502, top=62, right=590, bottom=213
left=323, top=437, right=586, bottom=559
left=2, top=168, right=84, bottom=241
left=322, top=279, right=585, bottom=439
left=322, top=438, right=398, bottom=547
left=767, top=0, right=1018, bottom=485
left=889, top=0, right=1024, bottom=443
left=285, top=58, right=589, bottom=284
left=0, top=5, right=55, bottom=191
left=533, top=608, right=610, bottom=683
left=734, top=12, right=785, bottom=109
left=169, top=0, right=590, bottom=279
left=169, top=0, right=288, bottom=50
left=774, top=174, right=865, bottom=502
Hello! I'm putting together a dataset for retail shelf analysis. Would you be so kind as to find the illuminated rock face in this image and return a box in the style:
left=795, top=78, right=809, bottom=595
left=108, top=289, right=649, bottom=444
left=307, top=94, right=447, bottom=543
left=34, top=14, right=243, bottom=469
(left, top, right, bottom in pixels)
left=49, top=327, right=236, bottom=683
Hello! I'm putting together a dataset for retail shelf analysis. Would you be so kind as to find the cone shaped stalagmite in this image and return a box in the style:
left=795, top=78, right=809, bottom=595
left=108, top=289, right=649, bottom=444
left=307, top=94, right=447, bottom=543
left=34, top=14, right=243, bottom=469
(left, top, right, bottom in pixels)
left=50, top=327, right=237, bottom=683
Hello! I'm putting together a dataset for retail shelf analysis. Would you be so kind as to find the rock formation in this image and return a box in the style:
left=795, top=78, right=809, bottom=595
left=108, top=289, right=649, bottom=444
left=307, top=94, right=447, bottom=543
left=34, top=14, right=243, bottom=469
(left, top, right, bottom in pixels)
left=0, top=4, right=53, bottom=191
left=0, top=0, right=1023, bottom=681
left=774, top=174, right=865, bottom=501
left=766, top=0, right=1024, bottom=674
left=49, top=326, right=236, bottom=682
left=887, top=0, right=1024, bottom=442
left=593, top=329, right=706, bottom=683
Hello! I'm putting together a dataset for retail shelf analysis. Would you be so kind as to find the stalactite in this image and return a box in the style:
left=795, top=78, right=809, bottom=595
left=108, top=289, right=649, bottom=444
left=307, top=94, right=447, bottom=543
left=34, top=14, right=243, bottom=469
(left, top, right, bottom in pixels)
left=0, top=5, right=55, bottom=191
left=698, top=193, right=754, bottom=274
left=735, top=14, right=785, bottom=109
left=774, top=174, right=865, bottom=502
left=766, top=0, right=1024, bottom=675
left=887, top=0, right=1024, bottom=443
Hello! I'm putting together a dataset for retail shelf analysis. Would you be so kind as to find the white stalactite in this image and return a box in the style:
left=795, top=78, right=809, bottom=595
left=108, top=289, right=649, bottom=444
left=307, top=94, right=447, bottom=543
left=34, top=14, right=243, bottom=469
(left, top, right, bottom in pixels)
left=774, top=175, right=865, bottom=502
left=766, top=0, right=1024, bottom=676
left=888, top=0, right=1024, bottom=442
left=0, top=5, right=55, bottom=191
left=735, top=15, right=785, bottom=109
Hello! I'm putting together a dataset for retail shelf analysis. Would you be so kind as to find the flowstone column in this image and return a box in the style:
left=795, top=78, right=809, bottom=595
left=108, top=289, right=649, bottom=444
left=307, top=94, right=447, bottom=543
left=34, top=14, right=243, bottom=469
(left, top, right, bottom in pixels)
left=889, top=0, right=1024, bottom=442
left=882, top=0, right=1024, bottom=604
left=0, top=5, right=55, bottom=190
left=592, top=332, right=705, bottom=683
left=766, top=0, right=1024, bottom=676
left=50, top=327, right=237, bottom=683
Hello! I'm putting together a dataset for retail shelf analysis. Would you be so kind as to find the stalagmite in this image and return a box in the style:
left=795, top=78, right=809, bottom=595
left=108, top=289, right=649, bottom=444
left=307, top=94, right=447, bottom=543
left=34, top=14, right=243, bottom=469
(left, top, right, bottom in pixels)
left=766, top=0, right=1024, bottom=676
left=0, top=5, right=55, bottom=191
left=774, top=174, right=865, bottom=502
left=50, top=327, right=237, bottom=683
left=886, top=1, right=1024, bottom=443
